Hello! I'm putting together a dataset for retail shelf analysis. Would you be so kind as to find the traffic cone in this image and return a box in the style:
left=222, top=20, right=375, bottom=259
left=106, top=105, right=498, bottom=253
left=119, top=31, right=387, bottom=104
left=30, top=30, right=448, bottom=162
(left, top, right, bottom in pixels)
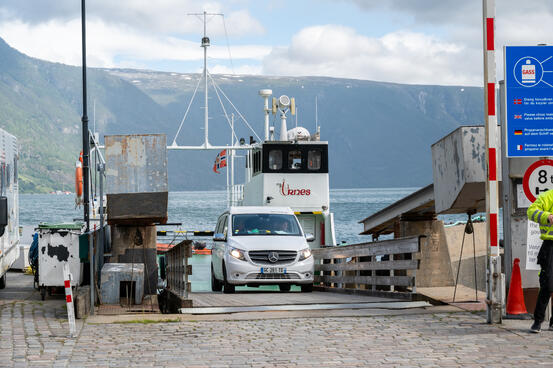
left=506, top=258, right=528, bottom=315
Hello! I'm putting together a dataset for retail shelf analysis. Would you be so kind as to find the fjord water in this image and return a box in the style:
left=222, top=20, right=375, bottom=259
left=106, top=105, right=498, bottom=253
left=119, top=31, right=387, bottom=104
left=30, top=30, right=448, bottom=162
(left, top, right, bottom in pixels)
left=20, top=188, right=418, bottom=245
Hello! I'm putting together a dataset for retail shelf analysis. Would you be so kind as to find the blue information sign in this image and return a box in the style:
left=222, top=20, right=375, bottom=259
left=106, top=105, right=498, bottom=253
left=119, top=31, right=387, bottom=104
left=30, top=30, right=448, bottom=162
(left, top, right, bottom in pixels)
left=505, top=46, right=553, bottom=157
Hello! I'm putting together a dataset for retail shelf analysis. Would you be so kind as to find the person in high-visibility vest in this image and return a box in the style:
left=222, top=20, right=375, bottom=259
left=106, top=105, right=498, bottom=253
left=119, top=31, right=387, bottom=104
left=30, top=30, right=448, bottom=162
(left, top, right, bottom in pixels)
left=527, top=189, right=553, bottom=333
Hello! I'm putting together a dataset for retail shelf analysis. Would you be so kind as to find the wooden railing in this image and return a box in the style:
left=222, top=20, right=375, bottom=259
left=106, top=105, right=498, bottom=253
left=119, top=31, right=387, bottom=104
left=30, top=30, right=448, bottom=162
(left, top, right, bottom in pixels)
left=165, top=239, right=193, bottom=299
left=312, top=236, right=424, bottom=298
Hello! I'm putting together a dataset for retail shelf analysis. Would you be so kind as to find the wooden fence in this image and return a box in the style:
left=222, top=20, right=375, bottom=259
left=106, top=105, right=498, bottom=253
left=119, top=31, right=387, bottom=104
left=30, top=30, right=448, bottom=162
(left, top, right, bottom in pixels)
left=312, top=236, right=424, bottom=298
left=165, top=239, right=193, bottom=299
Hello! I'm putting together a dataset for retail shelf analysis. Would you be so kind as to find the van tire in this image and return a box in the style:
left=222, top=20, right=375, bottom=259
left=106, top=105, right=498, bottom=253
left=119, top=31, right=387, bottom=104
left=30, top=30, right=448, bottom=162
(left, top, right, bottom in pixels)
left=222, top=263, right=235, bottom=294
left=278, top=284, right=291, bottom=292
left=301, top=284, right=313, bottom=293
left=0, top=273, right=6, bottom=289
left=211, top=264, right=223, bottom=292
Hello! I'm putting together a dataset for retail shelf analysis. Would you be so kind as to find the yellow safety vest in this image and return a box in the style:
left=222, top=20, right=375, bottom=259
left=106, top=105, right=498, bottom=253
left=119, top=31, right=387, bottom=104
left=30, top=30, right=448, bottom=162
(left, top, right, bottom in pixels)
left=527, top=189, right=553, bottom=241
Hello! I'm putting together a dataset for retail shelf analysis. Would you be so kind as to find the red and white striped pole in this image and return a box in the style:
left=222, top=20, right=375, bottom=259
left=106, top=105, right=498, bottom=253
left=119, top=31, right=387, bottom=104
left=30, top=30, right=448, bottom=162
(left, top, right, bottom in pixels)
left=483, top=0, right=502, bottom=324
left=63, top=263, right=77, bottom=337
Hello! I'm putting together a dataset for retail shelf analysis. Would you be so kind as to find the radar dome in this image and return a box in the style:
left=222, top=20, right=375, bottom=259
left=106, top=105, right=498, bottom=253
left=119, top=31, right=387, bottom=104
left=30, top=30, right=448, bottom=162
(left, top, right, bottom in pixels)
left=287, top=127, right=311, bottom=141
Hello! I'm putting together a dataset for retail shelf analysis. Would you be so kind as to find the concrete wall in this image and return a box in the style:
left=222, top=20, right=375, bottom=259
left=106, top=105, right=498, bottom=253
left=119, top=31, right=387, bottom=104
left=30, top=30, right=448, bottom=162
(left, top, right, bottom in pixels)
left=110, top=225, right=158, bottom=295
left=397, top=219, right=487, bottom=291
left=400, top=220, right=454, bottom=288
left=444, top=222, right=487, bottom=291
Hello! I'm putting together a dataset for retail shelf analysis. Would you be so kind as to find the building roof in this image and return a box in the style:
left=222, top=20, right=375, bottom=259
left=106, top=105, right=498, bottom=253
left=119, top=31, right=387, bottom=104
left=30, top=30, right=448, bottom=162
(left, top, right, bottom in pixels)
left=359, top=184, right=435, bottom=237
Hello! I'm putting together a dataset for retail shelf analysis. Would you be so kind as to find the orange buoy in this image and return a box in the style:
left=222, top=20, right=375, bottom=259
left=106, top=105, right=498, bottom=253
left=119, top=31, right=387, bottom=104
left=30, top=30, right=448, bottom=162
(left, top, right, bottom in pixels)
left=75, top=154, right=83, bottom=198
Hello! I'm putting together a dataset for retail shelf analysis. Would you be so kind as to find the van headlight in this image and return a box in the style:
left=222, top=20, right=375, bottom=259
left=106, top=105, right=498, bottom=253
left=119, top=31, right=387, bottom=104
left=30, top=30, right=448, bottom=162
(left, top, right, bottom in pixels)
left=298, top=248, right=312, bottom=261
left=229, top=247, right=246, bottom=261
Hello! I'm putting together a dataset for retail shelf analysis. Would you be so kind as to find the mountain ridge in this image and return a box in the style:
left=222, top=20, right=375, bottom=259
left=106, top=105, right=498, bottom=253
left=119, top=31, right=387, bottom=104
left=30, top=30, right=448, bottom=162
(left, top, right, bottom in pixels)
left=0, top=37, right=484, bottom=192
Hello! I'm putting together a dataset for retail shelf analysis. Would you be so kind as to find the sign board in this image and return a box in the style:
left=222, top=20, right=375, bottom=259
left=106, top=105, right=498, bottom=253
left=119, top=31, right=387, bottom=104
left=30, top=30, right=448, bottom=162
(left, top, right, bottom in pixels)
left=516, top=184, right=532, bottom=208
left=522, top=159, right=553, bottom=202
left=505, top=46, right=553, bottom=157
left=526, top=220, right=541, bottom=271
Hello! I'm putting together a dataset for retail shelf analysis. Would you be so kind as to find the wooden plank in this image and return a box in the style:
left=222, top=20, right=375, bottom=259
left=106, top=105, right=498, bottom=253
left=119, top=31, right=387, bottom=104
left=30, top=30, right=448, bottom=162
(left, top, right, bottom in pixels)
left=314, top=275, right=415, bottom=287
left=315, top=259, right=419, bottom=272
left=312, top=236, right=420, bottom=260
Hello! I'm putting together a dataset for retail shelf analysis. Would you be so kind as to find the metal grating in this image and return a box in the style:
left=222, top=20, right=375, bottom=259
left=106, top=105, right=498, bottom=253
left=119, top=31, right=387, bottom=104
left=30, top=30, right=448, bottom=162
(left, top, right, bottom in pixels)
left=248, top=250, right=298, bottom=265
left=246, top=273, right=300, bottom=280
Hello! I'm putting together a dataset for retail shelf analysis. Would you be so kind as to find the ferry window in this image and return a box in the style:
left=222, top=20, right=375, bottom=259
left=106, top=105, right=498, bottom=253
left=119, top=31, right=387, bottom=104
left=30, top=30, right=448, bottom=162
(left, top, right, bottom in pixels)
left=268, top=150, right=282, bottom=170
left=288, top=150, right=302, bottom=170
left=308, top=150, right=322, bottom=170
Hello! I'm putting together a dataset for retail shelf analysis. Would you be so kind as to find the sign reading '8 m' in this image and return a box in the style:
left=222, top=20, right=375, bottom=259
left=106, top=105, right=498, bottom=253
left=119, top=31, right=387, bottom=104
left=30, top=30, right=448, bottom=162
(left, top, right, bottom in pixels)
left=523, top=159, right=553, bottom=203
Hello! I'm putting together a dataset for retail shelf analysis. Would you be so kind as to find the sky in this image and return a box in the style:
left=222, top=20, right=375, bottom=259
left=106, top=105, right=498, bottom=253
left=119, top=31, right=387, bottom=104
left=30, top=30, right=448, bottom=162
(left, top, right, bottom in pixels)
left=1, top=0, right=553, bottom=86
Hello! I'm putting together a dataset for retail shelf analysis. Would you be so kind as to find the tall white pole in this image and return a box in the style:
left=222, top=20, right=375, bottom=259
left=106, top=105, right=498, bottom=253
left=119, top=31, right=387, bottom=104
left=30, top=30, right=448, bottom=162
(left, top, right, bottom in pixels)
left=231, top=114, right=235, bottom=188
left=483, top=0, right=502, bottom=324
left=203, top=11, right=209, bottom=147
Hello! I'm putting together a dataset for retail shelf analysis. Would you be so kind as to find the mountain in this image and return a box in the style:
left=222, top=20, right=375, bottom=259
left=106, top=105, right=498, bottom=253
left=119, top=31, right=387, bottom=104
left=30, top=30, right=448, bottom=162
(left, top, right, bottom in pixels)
left=0, top=37, right=484, bottom=192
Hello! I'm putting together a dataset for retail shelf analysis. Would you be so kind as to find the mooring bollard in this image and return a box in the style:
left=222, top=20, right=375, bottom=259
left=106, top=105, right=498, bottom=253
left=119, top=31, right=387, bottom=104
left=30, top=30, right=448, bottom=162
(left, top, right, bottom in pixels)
left=63, top=263, right=77, bottom=337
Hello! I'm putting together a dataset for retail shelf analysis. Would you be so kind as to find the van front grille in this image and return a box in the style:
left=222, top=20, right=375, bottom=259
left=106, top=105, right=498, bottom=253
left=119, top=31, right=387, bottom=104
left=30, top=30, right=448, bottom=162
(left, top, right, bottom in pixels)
left=248, top=250, right=297, bottom=265
left=246, top=273, right=300, bottom=280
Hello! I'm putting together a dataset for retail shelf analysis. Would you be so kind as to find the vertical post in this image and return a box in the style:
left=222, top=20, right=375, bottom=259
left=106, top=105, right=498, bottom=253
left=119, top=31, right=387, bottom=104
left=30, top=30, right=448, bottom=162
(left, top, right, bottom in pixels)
left=231, top=114, right=235, bottom=203
left=483, top=0, right=502, bottom=324
left=81, top=0, right=94, bottom=316
left=202, top=11, right=209, bottom=147
left=63, top=264, right=77, bottom=337
left=98, top=163, right=105, bottom=276
left=499, top=80, right=513, bottom=290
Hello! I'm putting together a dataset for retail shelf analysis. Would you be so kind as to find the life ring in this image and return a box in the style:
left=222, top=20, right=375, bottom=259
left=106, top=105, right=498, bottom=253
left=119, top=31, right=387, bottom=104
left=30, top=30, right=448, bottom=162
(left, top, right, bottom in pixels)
left=75, top=152, right=83, bottom=197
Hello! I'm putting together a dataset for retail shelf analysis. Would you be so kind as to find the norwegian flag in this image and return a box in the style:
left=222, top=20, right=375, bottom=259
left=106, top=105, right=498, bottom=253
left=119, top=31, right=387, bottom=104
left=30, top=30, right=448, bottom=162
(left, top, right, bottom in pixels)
left=514, top=114, right=522, bottom=119
left=213, top=149, right=227, bottom=174
left=513, top=98, right=522, bottom=105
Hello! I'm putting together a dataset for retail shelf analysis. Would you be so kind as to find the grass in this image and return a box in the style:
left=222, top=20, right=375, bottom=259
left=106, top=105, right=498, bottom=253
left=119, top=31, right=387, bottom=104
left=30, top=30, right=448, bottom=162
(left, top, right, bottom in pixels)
left=114, top=318, right=180, bottom=324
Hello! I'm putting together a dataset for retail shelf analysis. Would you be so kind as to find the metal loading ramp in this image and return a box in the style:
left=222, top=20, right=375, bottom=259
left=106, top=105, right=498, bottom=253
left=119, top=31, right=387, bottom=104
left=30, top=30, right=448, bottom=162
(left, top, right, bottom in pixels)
left=181, top=292, right=430, bottom=314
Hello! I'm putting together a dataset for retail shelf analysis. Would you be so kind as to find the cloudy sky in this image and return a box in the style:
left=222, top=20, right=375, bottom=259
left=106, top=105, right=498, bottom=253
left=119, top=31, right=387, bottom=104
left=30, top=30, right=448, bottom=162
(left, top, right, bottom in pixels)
left=1, top=0, right=552, bottom=86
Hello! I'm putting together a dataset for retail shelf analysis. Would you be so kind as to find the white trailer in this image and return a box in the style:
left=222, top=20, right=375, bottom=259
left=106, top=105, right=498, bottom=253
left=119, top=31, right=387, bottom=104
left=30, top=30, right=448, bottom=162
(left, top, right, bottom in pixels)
left=0, top=128, right=19, bottom=288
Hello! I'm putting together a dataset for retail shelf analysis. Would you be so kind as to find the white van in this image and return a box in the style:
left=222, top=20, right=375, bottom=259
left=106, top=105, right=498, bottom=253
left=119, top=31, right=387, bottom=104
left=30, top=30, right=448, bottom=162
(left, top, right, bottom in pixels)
left=211, top=206, right=315, bottom=293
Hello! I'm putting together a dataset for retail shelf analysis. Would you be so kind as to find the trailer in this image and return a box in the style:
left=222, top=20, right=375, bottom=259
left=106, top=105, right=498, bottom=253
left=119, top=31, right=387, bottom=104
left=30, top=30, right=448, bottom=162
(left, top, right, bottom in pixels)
left=0, top=128, right=19, bottom=289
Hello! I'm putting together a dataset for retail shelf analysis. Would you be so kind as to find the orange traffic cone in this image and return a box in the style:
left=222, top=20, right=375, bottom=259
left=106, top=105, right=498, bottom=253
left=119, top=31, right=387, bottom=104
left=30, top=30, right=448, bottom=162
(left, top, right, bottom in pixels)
left=506, top=258, right=528, bottom=315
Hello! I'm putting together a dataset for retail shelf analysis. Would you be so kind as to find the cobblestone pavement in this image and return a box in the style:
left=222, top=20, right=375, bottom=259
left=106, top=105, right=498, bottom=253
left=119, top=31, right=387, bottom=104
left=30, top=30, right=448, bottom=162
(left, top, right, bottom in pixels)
left=2, top=272, right=553, bottom=367
left=1, top=298, right=553, bottom=368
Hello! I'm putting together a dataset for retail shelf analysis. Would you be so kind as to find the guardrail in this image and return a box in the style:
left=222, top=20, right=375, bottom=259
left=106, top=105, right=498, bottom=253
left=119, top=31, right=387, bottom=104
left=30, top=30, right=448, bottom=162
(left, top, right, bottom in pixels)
left=312, top=236, right=424, bottom=298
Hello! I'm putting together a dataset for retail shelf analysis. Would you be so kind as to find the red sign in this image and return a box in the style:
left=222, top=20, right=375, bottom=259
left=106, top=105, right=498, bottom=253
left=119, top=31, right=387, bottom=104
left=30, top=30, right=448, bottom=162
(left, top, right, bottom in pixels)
left=522, top=159, right=553, bottom=203
left=278, top=180, right=311, bottom=196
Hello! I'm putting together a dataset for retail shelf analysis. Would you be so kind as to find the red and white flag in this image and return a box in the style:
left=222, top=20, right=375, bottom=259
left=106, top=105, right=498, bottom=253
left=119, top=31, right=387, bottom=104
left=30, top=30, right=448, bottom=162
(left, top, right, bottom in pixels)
left=213, top=149, right=227, bottom=174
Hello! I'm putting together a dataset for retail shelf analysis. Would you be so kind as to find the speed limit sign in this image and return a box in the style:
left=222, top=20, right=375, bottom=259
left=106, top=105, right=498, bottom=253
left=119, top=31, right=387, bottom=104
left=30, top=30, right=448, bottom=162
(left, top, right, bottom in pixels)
left=523, top=159, right=553, bottom=203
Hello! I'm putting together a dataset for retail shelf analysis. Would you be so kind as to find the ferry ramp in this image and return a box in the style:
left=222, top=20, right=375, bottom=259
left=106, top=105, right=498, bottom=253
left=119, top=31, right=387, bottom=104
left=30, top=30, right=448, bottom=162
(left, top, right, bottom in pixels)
left=167, top=236, right=433, bottom=314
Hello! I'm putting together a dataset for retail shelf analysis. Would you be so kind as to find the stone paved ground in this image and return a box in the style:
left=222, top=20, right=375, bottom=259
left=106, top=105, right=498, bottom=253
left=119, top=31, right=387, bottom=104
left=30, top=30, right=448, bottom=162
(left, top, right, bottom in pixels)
left=2, top=272, right=553, bottom=367
left=1, top=298, right=553, bottom=367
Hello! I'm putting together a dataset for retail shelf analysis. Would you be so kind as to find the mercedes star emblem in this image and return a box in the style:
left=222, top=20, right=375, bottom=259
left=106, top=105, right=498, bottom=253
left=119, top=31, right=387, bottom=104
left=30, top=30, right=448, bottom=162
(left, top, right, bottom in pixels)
left=268, top=251, right=279, bottom=263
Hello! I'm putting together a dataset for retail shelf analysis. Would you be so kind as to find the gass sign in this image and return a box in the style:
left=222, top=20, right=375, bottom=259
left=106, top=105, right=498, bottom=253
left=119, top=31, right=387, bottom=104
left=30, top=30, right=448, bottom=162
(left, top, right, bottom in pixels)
left=277, top=180, right=311, bottom=196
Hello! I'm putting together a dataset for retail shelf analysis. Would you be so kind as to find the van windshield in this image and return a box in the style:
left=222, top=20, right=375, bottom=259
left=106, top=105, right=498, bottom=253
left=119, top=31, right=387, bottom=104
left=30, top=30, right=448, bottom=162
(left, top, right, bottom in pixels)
left=232, top=214, right=301, bottom=236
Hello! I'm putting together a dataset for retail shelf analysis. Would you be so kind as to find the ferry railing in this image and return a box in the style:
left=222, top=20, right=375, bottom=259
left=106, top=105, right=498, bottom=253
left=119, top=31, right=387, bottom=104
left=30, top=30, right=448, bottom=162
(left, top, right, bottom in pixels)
left=230, top=184, right=244, bottom=206
left=312, top=235, right=424, bottom=299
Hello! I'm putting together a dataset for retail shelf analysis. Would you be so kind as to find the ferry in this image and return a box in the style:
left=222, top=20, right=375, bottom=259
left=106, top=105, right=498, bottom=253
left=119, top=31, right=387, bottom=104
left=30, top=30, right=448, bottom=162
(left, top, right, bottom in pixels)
left=235, top=91, right=336, bottom=248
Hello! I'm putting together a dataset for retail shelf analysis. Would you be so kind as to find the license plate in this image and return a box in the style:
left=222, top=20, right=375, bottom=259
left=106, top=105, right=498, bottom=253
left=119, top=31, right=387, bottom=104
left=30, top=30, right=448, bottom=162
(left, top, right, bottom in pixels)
left=261, top=267, right=286, bottom=274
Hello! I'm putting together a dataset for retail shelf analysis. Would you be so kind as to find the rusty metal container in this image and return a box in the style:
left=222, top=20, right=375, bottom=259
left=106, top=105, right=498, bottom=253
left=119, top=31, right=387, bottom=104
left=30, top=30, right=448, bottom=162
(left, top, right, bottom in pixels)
left=105, top=134, right=168, bottom=224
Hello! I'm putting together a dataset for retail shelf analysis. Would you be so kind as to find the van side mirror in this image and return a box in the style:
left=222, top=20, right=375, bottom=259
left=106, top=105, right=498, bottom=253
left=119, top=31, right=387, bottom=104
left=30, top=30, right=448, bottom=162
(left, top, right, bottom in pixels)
left=213, top=233, right=226, bottom=242
left=305, top=233, right=315, bottom=242
left=0, top=197, right=7, bottom=237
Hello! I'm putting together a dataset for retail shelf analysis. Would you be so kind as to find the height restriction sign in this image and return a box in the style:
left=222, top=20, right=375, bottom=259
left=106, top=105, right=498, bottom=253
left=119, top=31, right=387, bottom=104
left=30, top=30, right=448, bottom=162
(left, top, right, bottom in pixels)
left=523, top=159, right=553, bottom=203
left=505, top=46, right=553, bottom=157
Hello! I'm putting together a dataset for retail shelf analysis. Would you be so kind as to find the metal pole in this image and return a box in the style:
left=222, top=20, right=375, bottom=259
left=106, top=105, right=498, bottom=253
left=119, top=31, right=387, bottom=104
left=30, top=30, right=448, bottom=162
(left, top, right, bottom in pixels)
left=483, top=0, right=502, bottom=324
left=81, top=0, right=94, bottom=315
left=499, top=80, right=513, bottom=292
left=203, top=11, right=209, bottom=147
left=98, top=163, right=105, bottom=278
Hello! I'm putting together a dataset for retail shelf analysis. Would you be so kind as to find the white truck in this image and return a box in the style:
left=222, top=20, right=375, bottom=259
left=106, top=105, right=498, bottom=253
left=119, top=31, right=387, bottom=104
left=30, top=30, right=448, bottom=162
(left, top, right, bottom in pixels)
left=0, top=128, right=19, bottom=289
